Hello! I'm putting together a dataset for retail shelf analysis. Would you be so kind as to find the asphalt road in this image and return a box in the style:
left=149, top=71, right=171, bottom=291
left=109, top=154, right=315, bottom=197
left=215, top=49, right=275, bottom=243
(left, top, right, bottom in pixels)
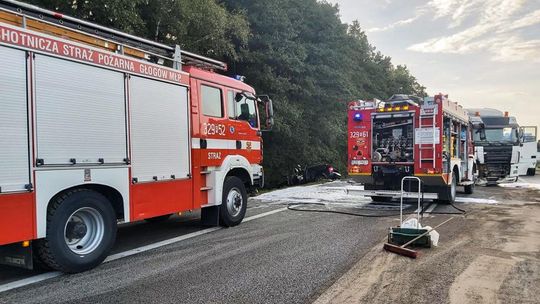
left=0, top=197, right=400, bottom=304
left=3, top=176, right=536, bottom=304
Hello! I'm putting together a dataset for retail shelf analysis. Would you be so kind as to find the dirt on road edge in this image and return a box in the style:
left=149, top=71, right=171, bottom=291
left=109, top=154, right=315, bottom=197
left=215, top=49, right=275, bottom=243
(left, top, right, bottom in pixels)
left=314, top=191, right=540, bottom=304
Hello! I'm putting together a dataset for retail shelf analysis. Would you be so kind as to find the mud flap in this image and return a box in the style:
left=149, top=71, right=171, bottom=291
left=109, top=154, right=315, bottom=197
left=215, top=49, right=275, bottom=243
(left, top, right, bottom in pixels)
left=0, top=243, right=33, bottom=270
left=201, top=205, right=220, bottom=226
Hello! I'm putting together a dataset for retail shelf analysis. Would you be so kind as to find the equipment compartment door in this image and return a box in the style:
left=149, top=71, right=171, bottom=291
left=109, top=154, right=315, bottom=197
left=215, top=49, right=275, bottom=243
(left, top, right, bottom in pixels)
left=34, top=55, right=127, bottom=165
left=129, top=76, right=190, bottom=182
left=0, top=46, right=30, bottom=192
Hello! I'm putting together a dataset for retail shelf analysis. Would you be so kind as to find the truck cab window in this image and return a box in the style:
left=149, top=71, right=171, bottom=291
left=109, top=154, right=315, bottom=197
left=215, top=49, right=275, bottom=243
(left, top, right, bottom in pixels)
left=201, top=85, right=223, bottom=117
left=233, top=92, right=259, bottom=128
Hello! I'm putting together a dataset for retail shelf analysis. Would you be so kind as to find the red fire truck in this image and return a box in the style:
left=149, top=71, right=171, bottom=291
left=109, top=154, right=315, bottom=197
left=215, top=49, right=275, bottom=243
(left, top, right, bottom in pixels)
left=347, top=94, right=475, bottom=203
left=0, top=0, right=273, bottom=272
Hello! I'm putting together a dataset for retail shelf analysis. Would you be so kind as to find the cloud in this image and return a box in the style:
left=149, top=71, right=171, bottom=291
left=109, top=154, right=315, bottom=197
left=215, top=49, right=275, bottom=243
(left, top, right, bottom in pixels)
left=428, top=0, right=481, bottom=28
left=507, top=9, right=540, bottom=30
left=490, top=38, right=540, bottom=62
left=366, top=0, right=481, bottom=33
left=367, top=15, right=421, bottom=33
left=407, top=0, right=537, bottom=62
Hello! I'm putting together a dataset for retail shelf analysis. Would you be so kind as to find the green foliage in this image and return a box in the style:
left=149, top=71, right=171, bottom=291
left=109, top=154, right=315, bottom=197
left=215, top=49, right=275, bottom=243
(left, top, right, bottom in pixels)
left=26, top=0, right=426, bottom=187
left=26, top=0, right=146, bottom=33
left=223, top=0, right=425, bottom=186
left=137, top=0, right=249, bottom=59
left=27, top=0, right=249, bottom=59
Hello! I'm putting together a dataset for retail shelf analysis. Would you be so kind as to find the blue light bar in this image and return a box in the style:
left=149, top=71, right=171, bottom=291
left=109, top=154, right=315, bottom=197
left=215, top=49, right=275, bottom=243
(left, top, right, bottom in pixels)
left=233, top=75, right=246, bottom=82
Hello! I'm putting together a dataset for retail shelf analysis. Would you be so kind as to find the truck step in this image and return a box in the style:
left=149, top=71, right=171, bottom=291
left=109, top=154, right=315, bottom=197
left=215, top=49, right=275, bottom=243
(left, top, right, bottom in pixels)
left=200, top=187, right=213, bottom=191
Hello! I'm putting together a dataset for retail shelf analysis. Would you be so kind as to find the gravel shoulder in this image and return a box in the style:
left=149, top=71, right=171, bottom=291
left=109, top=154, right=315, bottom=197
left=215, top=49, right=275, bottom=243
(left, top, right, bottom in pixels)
left=314, top=183, right=540, bottom=304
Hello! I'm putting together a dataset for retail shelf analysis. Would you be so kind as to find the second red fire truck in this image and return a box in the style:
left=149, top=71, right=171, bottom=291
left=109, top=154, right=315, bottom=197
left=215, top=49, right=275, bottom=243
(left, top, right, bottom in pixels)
left=0, top=0, right=273, bottom=272
left=348, top=94, right=476, bottom=203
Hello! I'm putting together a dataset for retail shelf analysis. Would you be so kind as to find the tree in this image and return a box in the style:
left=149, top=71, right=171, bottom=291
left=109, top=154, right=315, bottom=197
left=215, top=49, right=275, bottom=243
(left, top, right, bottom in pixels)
left=25, top=0, right=426, bottom=187
left=223, top=0, right=426, bottom=186
left=27, top=0, right=249, bottom=59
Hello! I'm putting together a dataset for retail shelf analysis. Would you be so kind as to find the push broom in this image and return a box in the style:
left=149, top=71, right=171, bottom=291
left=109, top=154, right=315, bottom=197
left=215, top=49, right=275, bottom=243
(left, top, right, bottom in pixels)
left=383, top=217, right=454, bottom=258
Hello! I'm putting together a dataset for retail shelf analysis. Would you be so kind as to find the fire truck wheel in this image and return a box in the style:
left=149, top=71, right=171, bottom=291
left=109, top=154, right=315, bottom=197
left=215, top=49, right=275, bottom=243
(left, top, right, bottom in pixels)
left=435, top=172, right=457, bottom=204
left=439, top=172, right=457, bottom=203
left=527, top=168, right=536, bottom=176
left=450, top=171, right=457, bottom=203
left=464, top=183, right=474, bottom=195
left=220, top=176, right=247, bottom=227
left=36, top=189, right=117, bottom=273
left=145, top=214, right=172, bottom=223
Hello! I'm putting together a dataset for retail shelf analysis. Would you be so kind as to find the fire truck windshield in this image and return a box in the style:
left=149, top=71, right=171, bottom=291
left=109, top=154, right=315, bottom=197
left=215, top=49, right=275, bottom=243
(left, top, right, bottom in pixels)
left=474, top=127, right=518, bottom=145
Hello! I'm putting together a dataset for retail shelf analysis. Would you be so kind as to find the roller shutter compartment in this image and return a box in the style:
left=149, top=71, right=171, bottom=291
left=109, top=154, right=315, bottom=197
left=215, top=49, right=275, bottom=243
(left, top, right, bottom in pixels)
left=129, top=76, right=190, bottom=182
left=34, top=55, right=127, bottom=166
left=0, top=46, right=30, bottom=193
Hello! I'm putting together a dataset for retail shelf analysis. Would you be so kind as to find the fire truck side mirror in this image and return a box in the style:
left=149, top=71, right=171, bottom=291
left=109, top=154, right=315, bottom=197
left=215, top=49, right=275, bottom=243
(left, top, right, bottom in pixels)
left=258, top=95, right=274, bottom=131
left=257, top=95, right=274, bottom=131
left=517, top=128, right=524, bottom=144
left=476, top=128, right=486, bottom=141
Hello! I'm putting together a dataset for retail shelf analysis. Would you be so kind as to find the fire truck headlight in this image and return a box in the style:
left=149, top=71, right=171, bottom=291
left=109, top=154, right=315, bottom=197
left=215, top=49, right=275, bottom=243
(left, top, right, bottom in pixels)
left=353, top=113, right=362, bottom=121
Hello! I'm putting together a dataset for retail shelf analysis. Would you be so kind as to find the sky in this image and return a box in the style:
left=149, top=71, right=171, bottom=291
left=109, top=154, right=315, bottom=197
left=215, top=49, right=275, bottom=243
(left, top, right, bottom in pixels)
left=328, top=0, right=540, bottom=127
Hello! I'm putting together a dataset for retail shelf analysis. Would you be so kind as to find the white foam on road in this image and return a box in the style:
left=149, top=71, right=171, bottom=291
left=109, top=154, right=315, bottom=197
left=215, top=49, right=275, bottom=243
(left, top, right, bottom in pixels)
left=0, top=208, right=288, bottom=294
left=255, top=181, right=505, bottom=205
left=455, top=197, right=498, bottom=204
left=254, top=181, right=369, bottom=205
left=497, top=181, right=540, bottom=190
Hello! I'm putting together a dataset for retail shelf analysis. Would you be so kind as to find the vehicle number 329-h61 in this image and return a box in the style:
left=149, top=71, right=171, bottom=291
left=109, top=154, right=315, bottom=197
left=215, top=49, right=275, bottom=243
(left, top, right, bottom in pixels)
left=203, top=123, right=226, bottom=136
left=350, top=131, right=369, bottom=139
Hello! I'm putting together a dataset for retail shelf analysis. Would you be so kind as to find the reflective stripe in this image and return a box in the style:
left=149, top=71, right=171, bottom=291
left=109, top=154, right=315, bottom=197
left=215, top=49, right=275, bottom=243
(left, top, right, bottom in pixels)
left=192, top=138, right=261, bottom=150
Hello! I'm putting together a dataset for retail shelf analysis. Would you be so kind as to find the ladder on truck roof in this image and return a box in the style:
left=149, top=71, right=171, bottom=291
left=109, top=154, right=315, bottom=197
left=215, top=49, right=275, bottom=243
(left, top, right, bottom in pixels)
left=0, top=0, right=228, bottom=71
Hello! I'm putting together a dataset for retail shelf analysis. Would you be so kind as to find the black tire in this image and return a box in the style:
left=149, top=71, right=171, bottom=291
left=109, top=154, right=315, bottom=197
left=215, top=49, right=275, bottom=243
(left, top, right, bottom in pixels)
left=35, top=189, right=117, bottom=273
left=527, top=168, right=536, bottom=176
left=32, top=249, right=53, bottom=271
left=371, top=196, right=392, bottom=202
left=145, top=214, right=172, bottom=223
left=219, top=176, right=247, bottom=227
left=464, top=183, right=474, bottom=195
left=438, top=171, right=457, bottom=203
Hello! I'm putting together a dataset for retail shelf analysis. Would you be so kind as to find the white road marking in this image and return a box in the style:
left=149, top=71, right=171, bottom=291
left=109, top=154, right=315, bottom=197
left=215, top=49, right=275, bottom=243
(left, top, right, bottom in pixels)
left=0, top=272, right=61, bottom=294
left=104, top=227, right=222, bottom=262
left=425, top=202, right=438, bottom=213
left=0, top=207, right=288, bottom=294
left=243, top=208, right=287, bottom=222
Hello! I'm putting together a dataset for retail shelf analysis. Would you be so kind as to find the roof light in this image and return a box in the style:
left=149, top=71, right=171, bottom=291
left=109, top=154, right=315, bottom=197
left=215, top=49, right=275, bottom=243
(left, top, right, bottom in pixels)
left=353, top=112, right=362, bottom=121
left=233, top=75, right=246, bottom=82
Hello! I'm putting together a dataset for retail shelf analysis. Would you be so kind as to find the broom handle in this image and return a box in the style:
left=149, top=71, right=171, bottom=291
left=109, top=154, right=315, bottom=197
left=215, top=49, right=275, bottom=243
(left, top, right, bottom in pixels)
left=400, top=217, right=454, bottom=248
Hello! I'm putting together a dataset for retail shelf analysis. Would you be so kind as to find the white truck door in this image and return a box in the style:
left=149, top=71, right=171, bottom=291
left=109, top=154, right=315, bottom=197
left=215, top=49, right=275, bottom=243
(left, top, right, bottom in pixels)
left=520, top=126, right=538, bottom=174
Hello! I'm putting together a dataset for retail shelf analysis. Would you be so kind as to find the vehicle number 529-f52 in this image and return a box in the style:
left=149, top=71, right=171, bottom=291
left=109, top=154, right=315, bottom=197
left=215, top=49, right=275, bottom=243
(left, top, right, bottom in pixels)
left=203, top=123, right=226, bottom=136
